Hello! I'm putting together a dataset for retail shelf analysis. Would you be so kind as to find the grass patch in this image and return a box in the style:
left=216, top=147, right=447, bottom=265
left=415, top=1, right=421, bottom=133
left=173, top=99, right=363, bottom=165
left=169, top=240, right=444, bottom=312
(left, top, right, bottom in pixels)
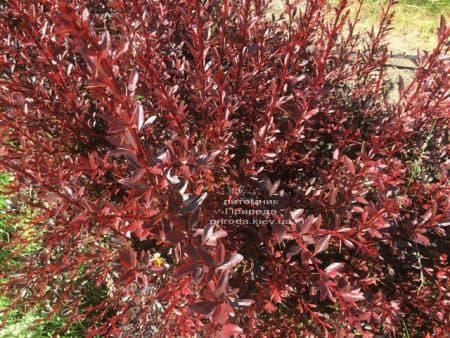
left=354, top=0, right=450, bottom=52
left=271, top=0, right=450, bottom=52
left=0, top=297, right=86, bottom=338
left=0, top=173, right=87, bottom=337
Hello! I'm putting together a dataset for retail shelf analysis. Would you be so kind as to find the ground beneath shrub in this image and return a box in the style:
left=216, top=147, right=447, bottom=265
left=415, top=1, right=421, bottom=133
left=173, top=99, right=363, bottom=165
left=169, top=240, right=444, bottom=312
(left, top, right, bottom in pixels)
left=271, top=0, right=449, bottom=101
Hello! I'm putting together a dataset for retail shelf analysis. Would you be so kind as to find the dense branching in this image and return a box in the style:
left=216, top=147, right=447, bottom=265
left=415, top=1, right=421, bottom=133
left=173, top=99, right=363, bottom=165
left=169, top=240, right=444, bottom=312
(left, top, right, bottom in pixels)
left=0, top=0, right=449, bottom=336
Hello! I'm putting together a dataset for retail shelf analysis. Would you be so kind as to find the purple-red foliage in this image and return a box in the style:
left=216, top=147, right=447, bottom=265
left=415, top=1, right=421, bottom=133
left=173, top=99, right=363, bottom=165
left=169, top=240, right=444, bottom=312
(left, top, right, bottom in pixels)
left=0, top=0, right=449, bottom=336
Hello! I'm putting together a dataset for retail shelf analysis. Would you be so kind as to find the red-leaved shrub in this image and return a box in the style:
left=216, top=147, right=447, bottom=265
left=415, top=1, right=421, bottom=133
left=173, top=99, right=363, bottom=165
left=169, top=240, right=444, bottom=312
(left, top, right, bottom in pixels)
left=1, top=0, right=449, bottom=336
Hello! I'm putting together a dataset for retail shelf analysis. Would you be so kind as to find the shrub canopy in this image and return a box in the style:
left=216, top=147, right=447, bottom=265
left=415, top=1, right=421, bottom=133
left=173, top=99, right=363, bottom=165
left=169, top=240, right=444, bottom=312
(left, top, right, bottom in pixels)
left=0, top=0, right=449, bottom=336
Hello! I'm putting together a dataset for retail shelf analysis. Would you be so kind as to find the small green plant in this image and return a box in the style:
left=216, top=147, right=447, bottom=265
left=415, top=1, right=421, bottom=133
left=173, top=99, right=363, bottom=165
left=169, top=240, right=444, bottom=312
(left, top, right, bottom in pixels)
left=0, top=174, right=89, bottom=337
left=408, top=121, right=436, bottom=182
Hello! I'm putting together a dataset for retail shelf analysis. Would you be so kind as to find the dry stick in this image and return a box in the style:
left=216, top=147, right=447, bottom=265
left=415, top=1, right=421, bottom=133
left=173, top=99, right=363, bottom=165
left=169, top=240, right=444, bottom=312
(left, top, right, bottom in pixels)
left=386, top=53, right=421, bottom=70
left=384, top=63, right=416, bottom=70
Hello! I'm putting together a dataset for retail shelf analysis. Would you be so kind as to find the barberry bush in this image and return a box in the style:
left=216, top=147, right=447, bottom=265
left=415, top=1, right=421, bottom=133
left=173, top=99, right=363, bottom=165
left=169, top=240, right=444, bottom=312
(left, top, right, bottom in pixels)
left=0, top=0, right=449, bottom=336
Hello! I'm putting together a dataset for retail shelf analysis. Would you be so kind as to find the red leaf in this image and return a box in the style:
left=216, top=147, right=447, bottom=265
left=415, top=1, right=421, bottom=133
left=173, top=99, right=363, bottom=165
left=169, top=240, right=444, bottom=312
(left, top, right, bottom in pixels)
left=300, top=215, right=315, bottom=234
left=143, top=115, right=157, bottom=129
left=193, top=266, right=203, bottom=282
left=230, top=298, right=255, bottom=307
left=174, top=260, right=196, bottom=276
left=343, top=239, right=354, bottom=249
left=188, top=300, right=218, bottom=315
left=219, top=324, right=243, bottom=338
left=319, top=277, right=333, bottom=301
left=118, top=168, right=145, bottom=188
left=212, top=303, right=233, bottom=325
left=421, top=208, right=433, bottom=224
left=342, top=289, right=365, bottom=302
left=118, top=246, right=136, bottom=270
left=269, top=286, right=283, bottom=303
left=324, top=262, right=344, bottom=273
left=189, top=208, right=201, bottom=229
left=134, top=103, right=144, bottom=131
left=128, top=70, right=139, bottom=96
left=217, top=253, right=243, bottom=271
left=414, top=233, right=431, bottom=246
left=114, top=39, right=129, bottom=60
left=165, top=229, right=185, bottom=243
left=198, top=247, right=214, bottom=267
left=342, top=155, right=356, bottom=175
left=203, top=227, right=228, bottom=247
left=286, top=244, right=301, bottom=258
left=314, top=234, right=331, bottom=255
left=263, top=301, right=277, bottom=313
left=215, top=270, right=229, bottom=297
left=216, top=243, right=226, bottom=265
left=290, top=208, right=304, bottom=223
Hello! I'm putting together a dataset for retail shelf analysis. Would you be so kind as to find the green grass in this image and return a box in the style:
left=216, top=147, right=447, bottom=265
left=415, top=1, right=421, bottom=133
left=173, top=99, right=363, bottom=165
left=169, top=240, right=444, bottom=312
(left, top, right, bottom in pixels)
left=353, top=0, right=450, bottom=52
left=271, top=0, right=450, bottom=52
left=270, top=0, right=449, bottom=100
left=0, top=296, right=86, bottom=338
left=0, top=173, right=86, bottom=337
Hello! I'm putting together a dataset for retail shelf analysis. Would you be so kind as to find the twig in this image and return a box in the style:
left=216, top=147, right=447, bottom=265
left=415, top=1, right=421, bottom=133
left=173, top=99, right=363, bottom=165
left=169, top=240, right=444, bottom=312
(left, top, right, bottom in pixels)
left=415, top=243, right=425, bottom=290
